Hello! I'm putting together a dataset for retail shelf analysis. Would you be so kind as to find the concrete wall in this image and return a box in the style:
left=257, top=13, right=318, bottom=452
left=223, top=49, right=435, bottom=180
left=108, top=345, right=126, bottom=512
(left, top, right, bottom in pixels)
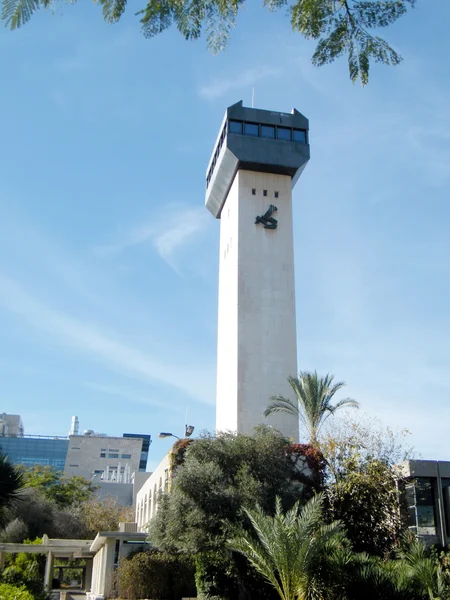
left=135, top=453, right=170, bottom=531
left=94, top=481, right=134, bottom=506
left=65, top=435, right=142, bottom=480
left=216, top=170, right=299, bottom=441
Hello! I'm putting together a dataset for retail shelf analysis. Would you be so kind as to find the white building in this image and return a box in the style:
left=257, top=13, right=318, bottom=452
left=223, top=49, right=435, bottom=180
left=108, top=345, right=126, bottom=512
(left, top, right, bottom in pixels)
left=0, top=413, right=24, bottom=437
left=64, top=434, right=144, bottom=481
left=135, top=453, right=170, bottom=531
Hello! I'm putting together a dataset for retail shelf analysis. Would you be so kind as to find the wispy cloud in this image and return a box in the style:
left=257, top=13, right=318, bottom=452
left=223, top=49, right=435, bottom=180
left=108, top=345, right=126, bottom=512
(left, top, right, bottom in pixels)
left=82, top=381, right=171, bottom=409
left=96, top=206, right=210, bottom=271
left=198, top=66, right=279, bottom=100
left=0, top=274, right=215, bottom=406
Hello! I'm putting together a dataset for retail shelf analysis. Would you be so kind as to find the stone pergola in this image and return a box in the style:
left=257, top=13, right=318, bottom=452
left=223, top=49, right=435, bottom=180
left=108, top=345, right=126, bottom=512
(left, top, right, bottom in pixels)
left=0, top=524, right=148, bottom=599
left=0, top=535, right=94, bottom=591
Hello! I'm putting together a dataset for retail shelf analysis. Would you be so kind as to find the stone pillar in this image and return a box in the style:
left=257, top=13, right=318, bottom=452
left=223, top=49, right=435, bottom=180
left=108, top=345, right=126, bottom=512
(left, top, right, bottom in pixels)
left=44, top=551, right=54, bottom=591
left=102, top=539, right=116, bottom=598
left=84, top=558, right=94, bottom=592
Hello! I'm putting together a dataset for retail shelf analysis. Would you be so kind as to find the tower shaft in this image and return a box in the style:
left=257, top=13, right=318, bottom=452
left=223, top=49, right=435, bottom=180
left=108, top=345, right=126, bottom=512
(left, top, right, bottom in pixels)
left=216, top=170, right=298, bottom=439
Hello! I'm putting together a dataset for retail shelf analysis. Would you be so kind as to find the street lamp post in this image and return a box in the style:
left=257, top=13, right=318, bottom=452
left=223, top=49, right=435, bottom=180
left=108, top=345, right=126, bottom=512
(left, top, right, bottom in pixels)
left=157, top=425, right=195, bottom=440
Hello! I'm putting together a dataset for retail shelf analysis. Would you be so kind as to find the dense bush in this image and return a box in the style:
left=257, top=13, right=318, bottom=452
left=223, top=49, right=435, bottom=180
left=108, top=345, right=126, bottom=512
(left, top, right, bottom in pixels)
left=194, top=551, right=279, bottom=600
left=0, top=583, right=34, bottom=600
left=116, top=549, right=196, bottom=600
left=0, top=540, right=48, bottom=600
left=149, top=428, right=324, bottom=599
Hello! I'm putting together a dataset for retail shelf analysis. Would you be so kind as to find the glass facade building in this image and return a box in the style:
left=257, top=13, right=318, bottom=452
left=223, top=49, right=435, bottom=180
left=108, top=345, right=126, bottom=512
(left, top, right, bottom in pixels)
left=0, top=435, right=69, bottom=470
left=122, top=434, right=151, bottom=471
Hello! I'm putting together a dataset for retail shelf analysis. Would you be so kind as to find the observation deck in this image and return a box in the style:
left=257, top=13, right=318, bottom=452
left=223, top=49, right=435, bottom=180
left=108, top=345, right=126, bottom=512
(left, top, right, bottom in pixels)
left=205, top=100, right=310, bottom=218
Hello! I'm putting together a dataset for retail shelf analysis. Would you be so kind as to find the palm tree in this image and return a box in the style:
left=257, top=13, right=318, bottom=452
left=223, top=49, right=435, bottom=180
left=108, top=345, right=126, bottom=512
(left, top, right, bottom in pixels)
left=264, top=371, right=359, bottom=445
left=229, top=494, right=343, bottom=600
left=0, top=452, right=23, bottom=517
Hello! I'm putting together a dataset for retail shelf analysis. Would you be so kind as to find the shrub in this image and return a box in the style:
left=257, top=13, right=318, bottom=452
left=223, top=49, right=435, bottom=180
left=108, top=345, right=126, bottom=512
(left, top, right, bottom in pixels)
left=1, top=540, right=47, bottom=600
left=116, top=549, right=196, bottom=600
left=0, top=583, right=34, bottom=600
left=0, top=519, right=29, bottom=543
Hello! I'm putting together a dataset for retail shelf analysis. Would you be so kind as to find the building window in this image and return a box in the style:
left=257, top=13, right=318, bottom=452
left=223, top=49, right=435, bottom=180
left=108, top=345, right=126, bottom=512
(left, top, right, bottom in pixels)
left=109, top=453, right=119, bottom=459
left=277, top=127, right=291, bottom=141
left=228, top=120, right=242, bottom=134
left=100, top=453, right=106, bottom=458
left=244, top=122, right=259, bottom=137
left=121, top=453, right=132, bottom=459
left=293, top=129, right=307, bottom=143
left=415, top=478, right=437, bottom=536
left=252, top=188, right=256, bottom=195
left=261, top=124, right=275, bottom=139
left=71, top=447, right=80, bottom=450
left=69, top=464, right=79, bottom=468
left=109, top=448, right=119, bottom=452
left=274, top=191, right=279, bottom=198
left=263, top=190, right=267, bottom=197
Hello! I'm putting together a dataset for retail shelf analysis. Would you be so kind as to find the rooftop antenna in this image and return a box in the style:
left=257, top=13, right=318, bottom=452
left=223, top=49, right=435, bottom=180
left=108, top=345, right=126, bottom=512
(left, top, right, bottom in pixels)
left=252, top=87, right=255, bottom=108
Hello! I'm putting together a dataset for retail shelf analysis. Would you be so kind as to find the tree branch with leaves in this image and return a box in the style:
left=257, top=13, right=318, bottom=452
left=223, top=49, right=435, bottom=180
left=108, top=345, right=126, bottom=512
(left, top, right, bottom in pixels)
left=2, top=0, right=417, bottom=83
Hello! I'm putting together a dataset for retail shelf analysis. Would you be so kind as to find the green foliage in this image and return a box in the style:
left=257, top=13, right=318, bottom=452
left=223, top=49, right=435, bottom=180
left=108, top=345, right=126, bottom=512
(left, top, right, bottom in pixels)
left=229, top=495, right=343, bottom=600
left=229, top=497, right=449, bottom=599
left=149, top=427, right=323, bottom=554
left=0, top=453, right=24, bottom=522
left=325, top=458, right=403, bottom=556
left=116, top=549, right=196, bottom=600
left=1, top=540, right=48, bottom=600
left=149, top=428, right=324, bottom=599
left=0, top=583, right=34, bottom=600
left=265, top=371, right=358, bottom=446
left=292, top=0, right=415, bottom=84
left=194, top=552, right=239, bottom=600
left=0, top=0, right=417, bottom=83
left=320, top=414, right=413, bottom=556
left=320, top=412, right=414, bottom=483
left=79, top=496, right=134, bottom=538
left=20, top=465, right=96, bottom=508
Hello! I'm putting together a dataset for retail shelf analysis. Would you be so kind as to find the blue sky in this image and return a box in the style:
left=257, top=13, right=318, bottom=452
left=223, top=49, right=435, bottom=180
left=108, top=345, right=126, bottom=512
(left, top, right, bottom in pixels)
left=0, top=2, right=449, bottom=471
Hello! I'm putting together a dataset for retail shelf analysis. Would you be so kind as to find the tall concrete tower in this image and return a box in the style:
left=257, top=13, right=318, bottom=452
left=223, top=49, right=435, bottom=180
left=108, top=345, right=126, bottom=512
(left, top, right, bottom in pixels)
left=206, top=101, right=310, bottom=441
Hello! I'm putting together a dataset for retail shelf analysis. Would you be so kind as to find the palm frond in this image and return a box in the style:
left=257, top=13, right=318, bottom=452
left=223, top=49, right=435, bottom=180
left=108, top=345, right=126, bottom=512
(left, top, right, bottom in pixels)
left=266, top=371, right=358, bottom=444
left=264, top=395, right=299, bottom=418
left=229, top=494, right=340, bottom=600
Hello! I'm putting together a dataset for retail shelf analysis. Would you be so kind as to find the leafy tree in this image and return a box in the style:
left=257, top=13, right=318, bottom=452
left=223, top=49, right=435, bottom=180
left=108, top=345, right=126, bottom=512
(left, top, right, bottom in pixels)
left=1, top=0, right=417, bottom=84
left=325, top=458, right=404, bottom=556
left=320, top=412, right=414, bottom=483
left=149, top=427, right=323, bottom=553
left=1, top=539, right=48, bottom=600
left=264, top=371, right=359, bottom=446
left=319, top=414, right=413, bottom=556
left=79, top=496, right=134, bottom=538
left=148, top=428, right=324, bottom=599
left=20, top=465, right=96, bottom=508
left=0, top=453, right=24, bottom=523
left=229, top=494, right=342, bottom=600
left=0, top=583, right=34, bottom=600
